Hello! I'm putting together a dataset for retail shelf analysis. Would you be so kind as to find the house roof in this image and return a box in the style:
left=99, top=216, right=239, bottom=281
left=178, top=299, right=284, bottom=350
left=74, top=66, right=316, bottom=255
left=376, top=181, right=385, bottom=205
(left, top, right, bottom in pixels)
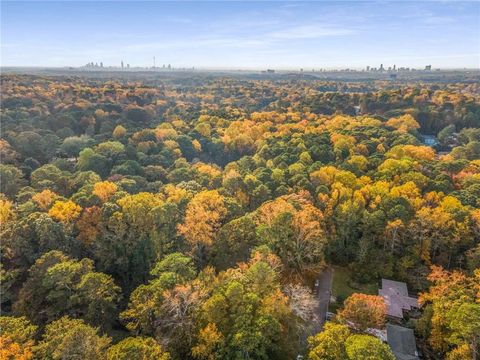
left=387, top=324, right=419, bottom=360
left=379, top=279, right=418, bottom=318
left=382, top=279, right=408, bottom=296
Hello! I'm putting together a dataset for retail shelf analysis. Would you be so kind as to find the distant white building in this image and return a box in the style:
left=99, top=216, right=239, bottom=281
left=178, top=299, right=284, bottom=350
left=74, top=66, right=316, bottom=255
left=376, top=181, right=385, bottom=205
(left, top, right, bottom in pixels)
left=421, top=134, right=438, bottom=146
left=379, top=279, right=418, bottom=319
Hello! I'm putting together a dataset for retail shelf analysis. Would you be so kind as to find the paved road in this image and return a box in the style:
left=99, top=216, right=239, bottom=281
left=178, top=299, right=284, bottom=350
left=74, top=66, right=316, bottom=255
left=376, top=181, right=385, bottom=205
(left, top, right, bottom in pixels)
left=313, top=266, right=333, bottom=333
left=298, top=266, right=333, bottom=356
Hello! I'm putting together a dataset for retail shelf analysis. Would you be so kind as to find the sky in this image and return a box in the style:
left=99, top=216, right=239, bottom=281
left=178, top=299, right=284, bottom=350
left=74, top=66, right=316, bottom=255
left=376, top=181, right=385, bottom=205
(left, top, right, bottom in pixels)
left=1, top=1, right=479, bottom=69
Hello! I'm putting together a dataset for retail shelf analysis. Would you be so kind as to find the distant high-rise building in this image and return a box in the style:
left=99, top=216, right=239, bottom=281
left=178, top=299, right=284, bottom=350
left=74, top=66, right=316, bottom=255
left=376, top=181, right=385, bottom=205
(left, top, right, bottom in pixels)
left=121, top=61, right=124, bottom=69
left=379, top=64, right=385, bottom=71
left=425, top=65, right=432, bottom=71
left=168, top=64, right=171, bottom=69
left=366, top=66, right=370, bottom=71
left=393, top=64, right=396, bottom=71
left=100, top=62, right=103, bottom=68
left=127, top=64, right=130, bottom=68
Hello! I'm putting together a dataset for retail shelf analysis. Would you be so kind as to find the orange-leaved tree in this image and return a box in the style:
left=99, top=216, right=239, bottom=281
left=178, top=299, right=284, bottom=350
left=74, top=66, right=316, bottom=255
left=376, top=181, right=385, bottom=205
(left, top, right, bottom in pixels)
left=338, top=293, right=387, bottom=331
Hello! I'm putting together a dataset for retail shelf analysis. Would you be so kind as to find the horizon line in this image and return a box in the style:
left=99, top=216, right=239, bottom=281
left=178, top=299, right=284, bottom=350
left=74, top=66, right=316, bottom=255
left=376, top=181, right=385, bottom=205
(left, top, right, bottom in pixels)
left=2, top=65, right=480, bottom=71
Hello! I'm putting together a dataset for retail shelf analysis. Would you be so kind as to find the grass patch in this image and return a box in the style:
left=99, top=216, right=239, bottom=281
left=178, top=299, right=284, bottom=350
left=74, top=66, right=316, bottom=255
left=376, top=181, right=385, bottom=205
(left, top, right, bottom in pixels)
left=330, top=266, right=378, bottom=312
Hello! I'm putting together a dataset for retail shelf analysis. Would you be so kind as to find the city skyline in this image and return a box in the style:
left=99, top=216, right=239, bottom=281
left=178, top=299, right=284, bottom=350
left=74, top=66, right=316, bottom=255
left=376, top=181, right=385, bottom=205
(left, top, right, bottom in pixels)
left=2, top=1, right=479, bottom=69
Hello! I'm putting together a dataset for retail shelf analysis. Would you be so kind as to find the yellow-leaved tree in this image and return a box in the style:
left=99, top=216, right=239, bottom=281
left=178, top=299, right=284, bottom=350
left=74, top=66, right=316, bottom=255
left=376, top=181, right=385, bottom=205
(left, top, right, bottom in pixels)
left=385, top=114, right=420, bottom=133
left=93, top=181, right=118, bottom=202
left=178, top=190, right=227, bottom=264
left=48, top=200, right=82, bottom=223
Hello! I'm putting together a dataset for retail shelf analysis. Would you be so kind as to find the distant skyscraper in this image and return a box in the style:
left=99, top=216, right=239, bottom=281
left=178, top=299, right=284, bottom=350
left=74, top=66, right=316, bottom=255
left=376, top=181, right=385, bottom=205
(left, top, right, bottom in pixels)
left=393, top=64, right=396, bottom=71
left=121, top=61, right=124, bottom=69
left=425, top=65, right=432, bottom=70
left=379, top=64, right=384, bottom=71
left=366, top=66, right=370, bottom=71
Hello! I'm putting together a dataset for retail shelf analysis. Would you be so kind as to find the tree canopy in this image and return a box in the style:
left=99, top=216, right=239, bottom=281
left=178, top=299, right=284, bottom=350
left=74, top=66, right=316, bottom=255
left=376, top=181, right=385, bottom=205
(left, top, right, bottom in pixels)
left=1, top=73, right=479, bottom=359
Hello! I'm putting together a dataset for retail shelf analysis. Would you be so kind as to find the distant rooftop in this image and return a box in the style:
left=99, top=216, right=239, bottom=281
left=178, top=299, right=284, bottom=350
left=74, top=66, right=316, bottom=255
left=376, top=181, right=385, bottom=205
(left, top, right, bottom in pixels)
left=379, top=279, right=418, bottom=318
left=421, top=134, right=438, bottom=146
left=387, top=324, right=419, bottom=360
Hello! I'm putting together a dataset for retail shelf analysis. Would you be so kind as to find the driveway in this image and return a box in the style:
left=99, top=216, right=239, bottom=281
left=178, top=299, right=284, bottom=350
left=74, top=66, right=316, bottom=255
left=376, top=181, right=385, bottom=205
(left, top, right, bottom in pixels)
left=313, top=266, right=333, bottom=333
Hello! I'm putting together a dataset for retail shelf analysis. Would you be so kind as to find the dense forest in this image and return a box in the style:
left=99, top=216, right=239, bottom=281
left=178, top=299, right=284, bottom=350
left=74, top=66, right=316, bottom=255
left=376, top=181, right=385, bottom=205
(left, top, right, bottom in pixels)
left=1, top=73, right=479, bottom=360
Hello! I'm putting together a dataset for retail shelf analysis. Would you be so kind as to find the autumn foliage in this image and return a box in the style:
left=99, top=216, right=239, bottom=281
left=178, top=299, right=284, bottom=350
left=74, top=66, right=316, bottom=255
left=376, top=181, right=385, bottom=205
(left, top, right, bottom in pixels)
left=1, top=73, right=479, bottom=360
left=338, top=293, right=387, bottom=330
left=48, top=200, right=82, bottom=223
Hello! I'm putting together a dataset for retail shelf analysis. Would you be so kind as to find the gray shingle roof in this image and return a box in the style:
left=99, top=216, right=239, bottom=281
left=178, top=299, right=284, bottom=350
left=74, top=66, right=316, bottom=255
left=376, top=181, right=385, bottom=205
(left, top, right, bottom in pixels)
left=387, top=324, right=419, bottom=360
left=379, top=279, right=418, bottom=318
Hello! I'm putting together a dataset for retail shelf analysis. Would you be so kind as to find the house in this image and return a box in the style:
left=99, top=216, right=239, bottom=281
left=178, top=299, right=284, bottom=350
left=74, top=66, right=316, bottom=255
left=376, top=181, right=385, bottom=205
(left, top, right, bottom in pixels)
left=421, top=134, right=438, bottom=146
left=379, top=279, right=418, bottom=319
left=387, top=324, right=420, bottom=360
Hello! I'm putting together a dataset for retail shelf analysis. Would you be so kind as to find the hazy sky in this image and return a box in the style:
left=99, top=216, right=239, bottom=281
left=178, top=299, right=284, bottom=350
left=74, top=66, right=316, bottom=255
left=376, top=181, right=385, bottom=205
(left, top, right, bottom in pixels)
left=2, top=1, right=479, bottom=69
